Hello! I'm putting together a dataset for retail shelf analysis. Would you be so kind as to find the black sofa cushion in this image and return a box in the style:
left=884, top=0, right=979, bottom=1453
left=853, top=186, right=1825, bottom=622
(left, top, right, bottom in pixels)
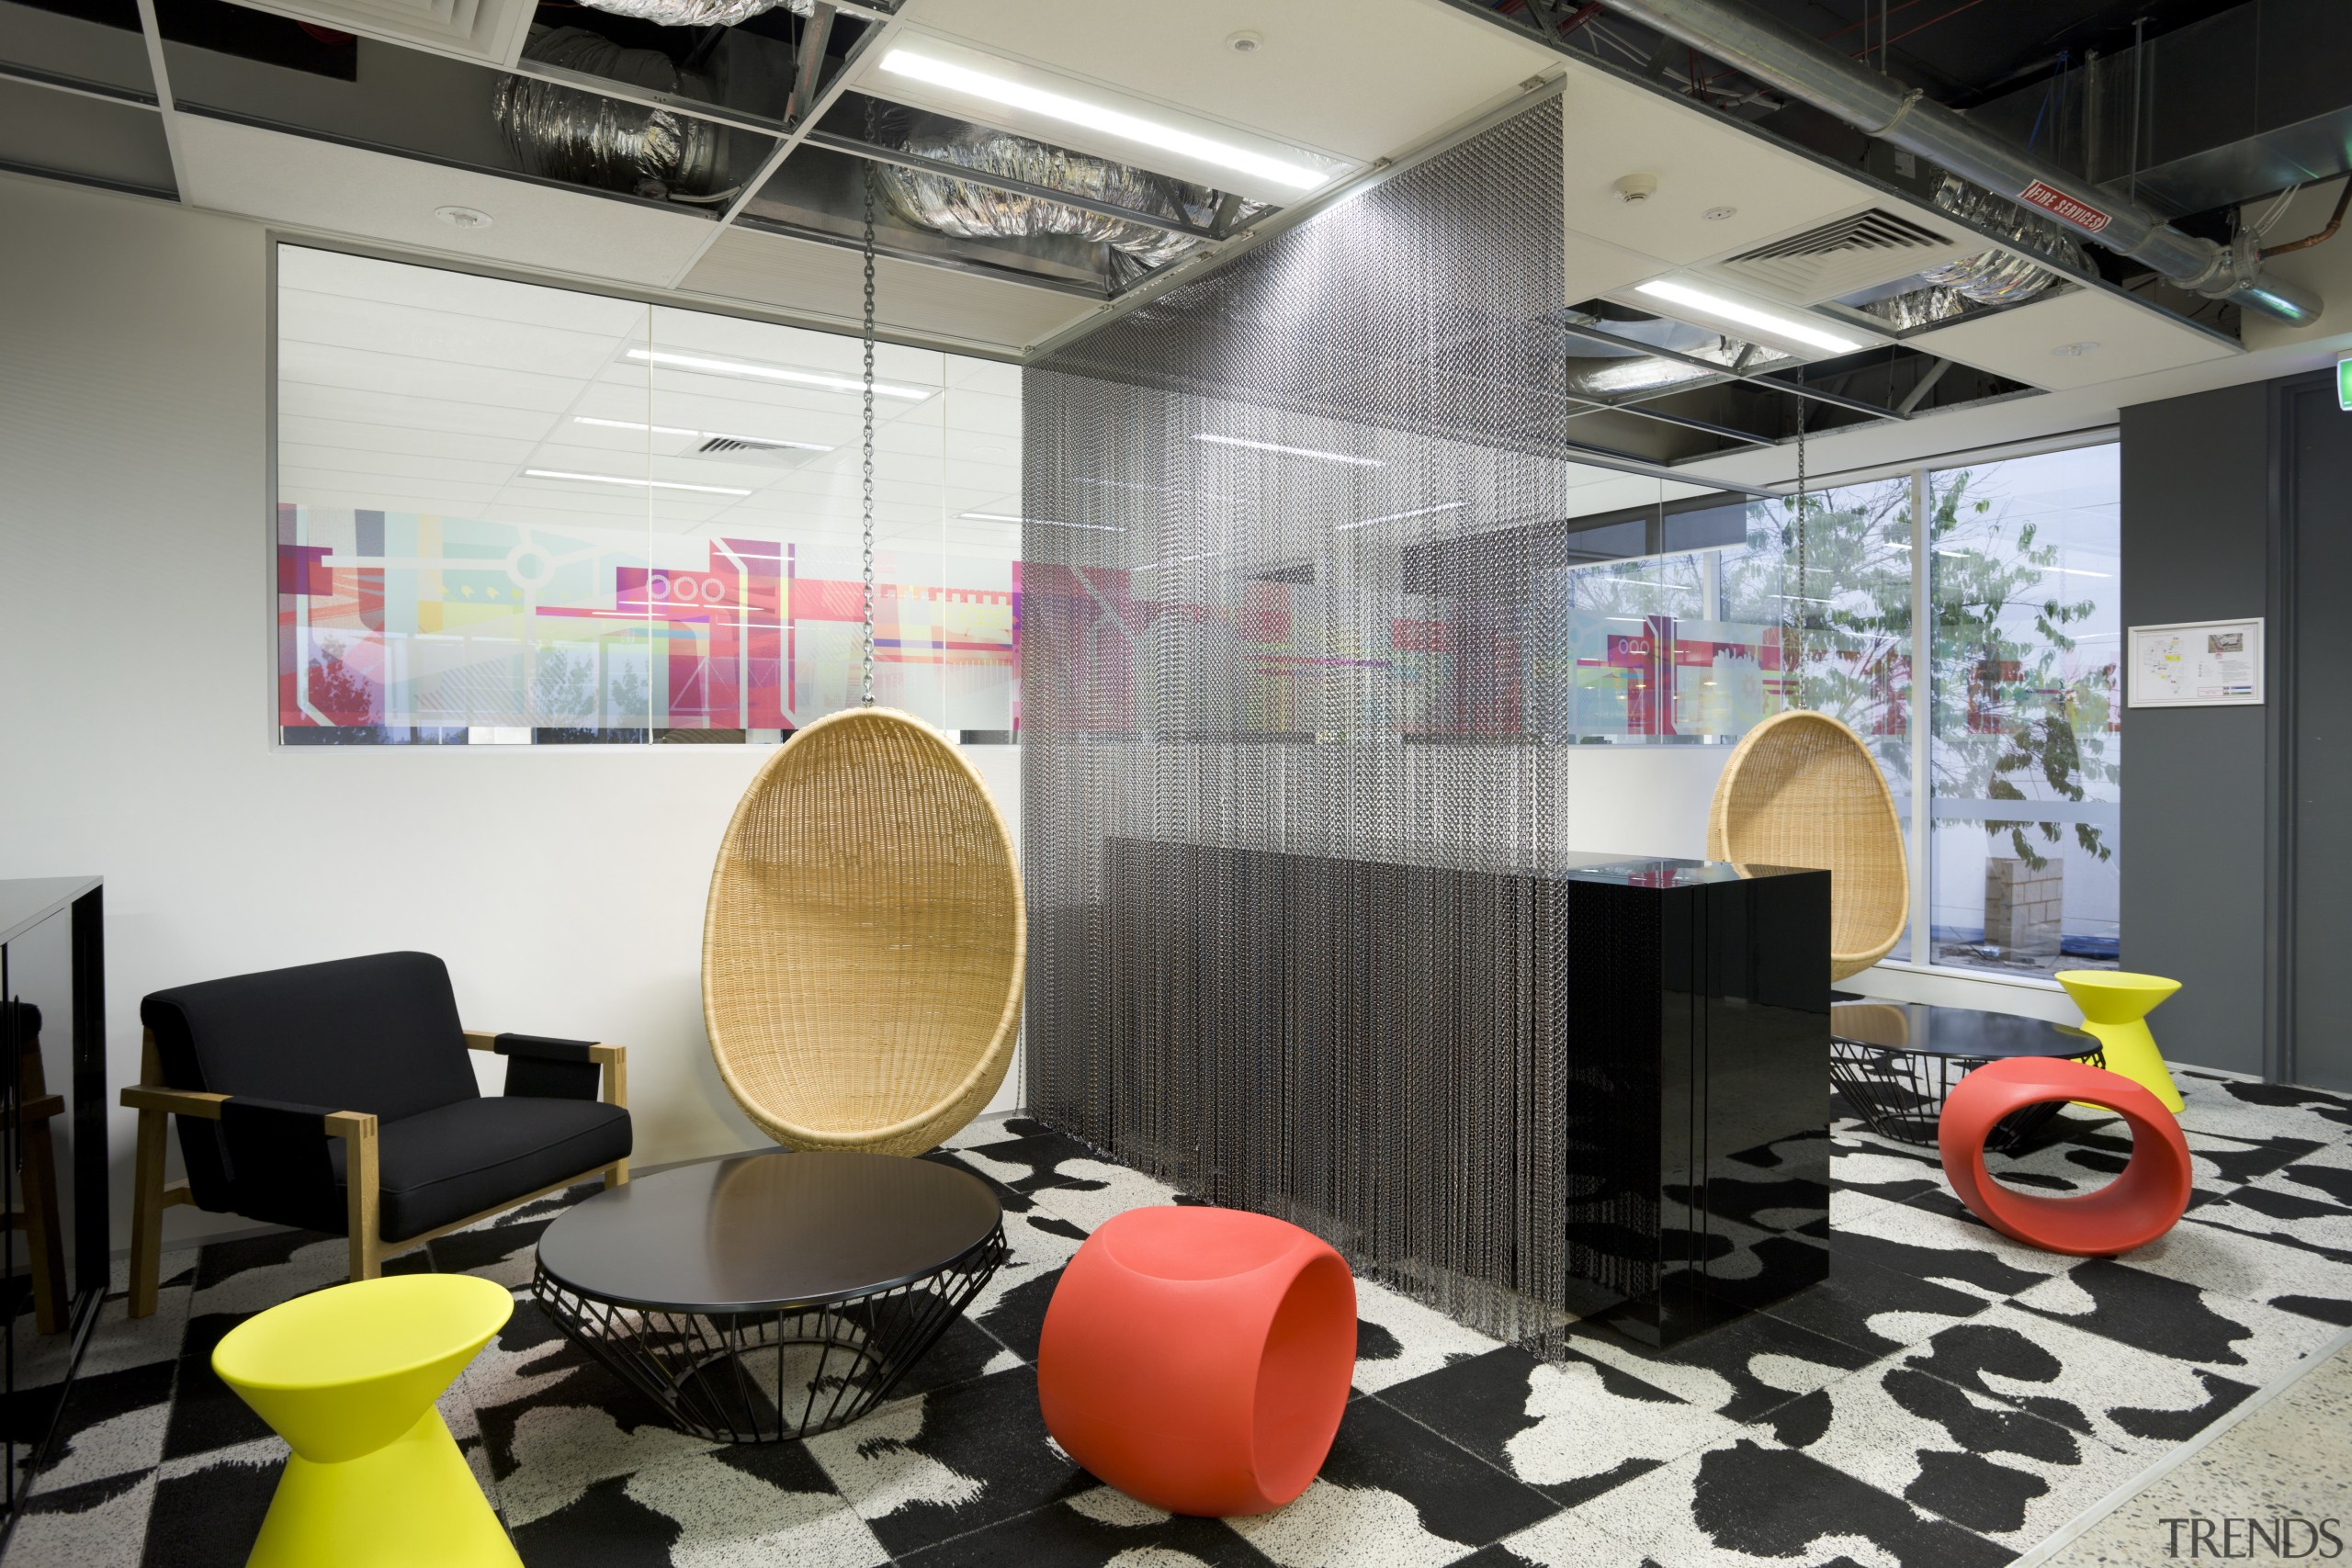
left=143, top=952, right=481, bottom=1213
left=334, top=1097, right=631, bottom=1242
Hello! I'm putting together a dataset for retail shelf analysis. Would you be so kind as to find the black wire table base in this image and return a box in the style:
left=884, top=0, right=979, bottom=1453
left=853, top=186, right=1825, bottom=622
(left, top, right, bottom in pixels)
left=1831, top=1039, right=2107, bottom=1153
left=533, top=1224, right=1008, bottom=1443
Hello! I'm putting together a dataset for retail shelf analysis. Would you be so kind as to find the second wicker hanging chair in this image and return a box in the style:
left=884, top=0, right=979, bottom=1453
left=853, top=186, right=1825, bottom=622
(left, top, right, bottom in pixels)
left=702, top=707, right=1024, bottom=1156
left=1707, top=708, right=1908, bottom=982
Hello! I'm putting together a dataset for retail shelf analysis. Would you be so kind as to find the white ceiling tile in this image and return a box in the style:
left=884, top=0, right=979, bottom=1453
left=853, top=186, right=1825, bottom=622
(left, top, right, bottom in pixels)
left=1557, top=62, right=1867, bottom=268
left=277, top=291, right=631, bottom=380
left=677, top=226, right=1097, bottom=355
left=179, top=115, right=715, bottom=288
left=280, top=246, right=651, bottom=333
left=278, top=339, right=586, bottom=412
left=277, top=415, right=537, bottom=465
left=279, top=444, right=519, bottom=487
left=1902, top=287, right=2239, bottom=391
left=275, top=384, right=565, bottom=443
left=895, top=0, right=1552, bottom=166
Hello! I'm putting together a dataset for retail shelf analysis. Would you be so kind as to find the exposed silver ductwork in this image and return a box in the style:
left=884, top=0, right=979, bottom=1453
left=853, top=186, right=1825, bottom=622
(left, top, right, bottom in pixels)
left=494, top=28, right=729, bottom=200
left=874, top=125, right=1218, bottom=269
left=1599, top=0, right=2324, bottom=324
left=574, top=0, right=811, bottom=28
left=1558, top=310, right=1789, bottom=394
left=1865, top=172, right=2092, bottom=328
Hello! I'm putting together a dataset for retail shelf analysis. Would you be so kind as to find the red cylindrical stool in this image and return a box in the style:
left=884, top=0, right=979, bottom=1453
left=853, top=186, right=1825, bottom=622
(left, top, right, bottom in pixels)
left=1939, top=1055, right=2192, bottom=1256
left=1037, top=1206, right=1355, bottom=1517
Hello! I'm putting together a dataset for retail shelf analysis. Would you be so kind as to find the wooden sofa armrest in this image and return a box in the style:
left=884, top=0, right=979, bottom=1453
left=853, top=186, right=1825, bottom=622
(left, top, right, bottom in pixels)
left=120, top=1083, right=231, bottom=1119
left=123, top=1033, right=379, bottom=1315
left=464, top=1029, right=628, bottom=1111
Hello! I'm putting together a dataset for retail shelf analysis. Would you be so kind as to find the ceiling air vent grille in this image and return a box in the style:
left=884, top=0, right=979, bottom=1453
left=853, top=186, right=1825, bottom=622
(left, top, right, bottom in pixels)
left=695, top=435, right=829, bottom=468
left=1717, top=209, right=1966, bottom=304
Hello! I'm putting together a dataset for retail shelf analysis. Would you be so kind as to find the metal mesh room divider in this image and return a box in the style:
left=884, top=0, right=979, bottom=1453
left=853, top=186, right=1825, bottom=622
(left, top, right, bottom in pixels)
left=1022, top=95, right=1638, bottom=1348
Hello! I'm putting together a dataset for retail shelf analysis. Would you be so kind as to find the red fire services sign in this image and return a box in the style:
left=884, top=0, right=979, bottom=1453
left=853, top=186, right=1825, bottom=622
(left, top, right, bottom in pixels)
left=2017, top=180, right=2112, bottom=233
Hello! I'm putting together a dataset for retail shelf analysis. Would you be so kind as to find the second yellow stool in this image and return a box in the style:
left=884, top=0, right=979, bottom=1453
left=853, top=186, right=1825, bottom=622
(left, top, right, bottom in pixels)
left=211, top=1272, right=520, bottom=1568
left=2054, top=969, right=2186, bottom=1114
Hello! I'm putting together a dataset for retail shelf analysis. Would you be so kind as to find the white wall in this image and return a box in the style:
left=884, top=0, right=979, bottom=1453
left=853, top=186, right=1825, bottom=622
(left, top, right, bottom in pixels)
left=0, top=175, right=1021, bottom=1255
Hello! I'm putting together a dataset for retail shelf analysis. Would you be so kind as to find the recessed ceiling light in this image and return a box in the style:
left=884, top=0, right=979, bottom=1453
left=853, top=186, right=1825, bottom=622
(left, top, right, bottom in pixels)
left=2051, top=340, right=2100, bottom=357
left=523, top=468, right=752, bottom=496
left=624, top=348, right=933, bottom=400
left=960, top=510, right=1124, bottom=531
left=1193, top=433, right=1381, bottom=467
left=1634, top=278, right=1868, bottom=355
left=1227, top=29, right=1263, bottom=52
left=1336, top=501, right=1465, bottom=531
left=435, top=205, right=492, bottom=230
left=876, top=48, right=1329, bottom=191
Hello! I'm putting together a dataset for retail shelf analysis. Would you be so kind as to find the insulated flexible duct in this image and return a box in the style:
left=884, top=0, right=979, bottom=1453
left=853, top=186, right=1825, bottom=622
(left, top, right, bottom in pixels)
left=1867, top=173, right=2093, bottom=329
left=493, top=28, right=727, bottom=199
left=874, top=121, right=1220, bottom=269
left=577, top=0, right=811, bottom=27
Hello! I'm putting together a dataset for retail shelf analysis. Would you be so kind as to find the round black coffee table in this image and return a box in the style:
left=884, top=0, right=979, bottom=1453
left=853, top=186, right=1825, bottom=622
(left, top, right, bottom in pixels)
left=533, top=1150, right=1006, bottom=1443
left=1830, top=1000, right=2105, bottom=1152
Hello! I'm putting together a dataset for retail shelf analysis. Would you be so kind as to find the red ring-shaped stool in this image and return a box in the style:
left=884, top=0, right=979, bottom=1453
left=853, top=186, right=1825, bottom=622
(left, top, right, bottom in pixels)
left=1938, top=1055, right=2192, bottom=1255
left=1037, top=1206, right=1355, bottom=1517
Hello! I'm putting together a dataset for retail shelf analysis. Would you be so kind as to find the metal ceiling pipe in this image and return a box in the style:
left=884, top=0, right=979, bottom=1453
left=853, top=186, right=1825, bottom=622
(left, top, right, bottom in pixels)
left=1600, top=0, right=2324, bottom=324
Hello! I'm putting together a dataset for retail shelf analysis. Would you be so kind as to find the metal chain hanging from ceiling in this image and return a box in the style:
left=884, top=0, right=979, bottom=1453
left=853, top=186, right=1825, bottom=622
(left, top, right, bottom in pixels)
left=860, top=112, right=878, bottom=709
left=1789, top=400, right=1808, bottom=709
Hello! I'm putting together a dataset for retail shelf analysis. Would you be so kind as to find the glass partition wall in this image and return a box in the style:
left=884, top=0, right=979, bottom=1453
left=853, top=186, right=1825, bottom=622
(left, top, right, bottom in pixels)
left=1540, top=442, right=2119, bottom=979
left=274, top=243, right=2116, bottom=977
left=274, top=244, right=1021, bottom=744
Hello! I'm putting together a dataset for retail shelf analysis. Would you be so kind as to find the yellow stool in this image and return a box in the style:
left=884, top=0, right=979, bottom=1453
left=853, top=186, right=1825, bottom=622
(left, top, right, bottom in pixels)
left=211, top=1273, right=519, bottom=1568
left=2054, top=970, right=2187, bottom=1114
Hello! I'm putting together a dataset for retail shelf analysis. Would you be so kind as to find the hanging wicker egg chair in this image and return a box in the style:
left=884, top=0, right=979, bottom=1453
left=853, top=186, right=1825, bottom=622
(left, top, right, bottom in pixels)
left=702, top=707, right=1024, bottom=1156
left=1707, top=709, right=1908, bottom=982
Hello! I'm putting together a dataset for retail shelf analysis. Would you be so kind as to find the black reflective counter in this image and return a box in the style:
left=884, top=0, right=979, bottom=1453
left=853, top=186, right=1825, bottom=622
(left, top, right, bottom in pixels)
left=1059, top=843, right=1830, bottom=1349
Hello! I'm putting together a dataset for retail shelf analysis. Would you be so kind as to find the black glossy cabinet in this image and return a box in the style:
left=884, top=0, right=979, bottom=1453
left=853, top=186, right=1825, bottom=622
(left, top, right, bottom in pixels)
left=1068, top=843, right=1828, bottom=1350
left=0, top=876, right=107, bottom=1529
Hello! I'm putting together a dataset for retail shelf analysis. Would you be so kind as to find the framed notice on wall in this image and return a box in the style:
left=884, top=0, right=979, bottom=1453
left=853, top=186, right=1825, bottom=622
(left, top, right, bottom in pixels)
left=2128, top=617, right=2265, bottom=706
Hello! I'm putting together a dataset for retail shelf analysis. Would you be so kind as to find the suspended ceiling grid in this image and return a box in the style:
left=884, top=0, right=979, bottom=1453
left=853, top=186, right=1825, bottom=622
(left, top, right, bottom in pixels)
left=0, top=0, right=1560, bottom=355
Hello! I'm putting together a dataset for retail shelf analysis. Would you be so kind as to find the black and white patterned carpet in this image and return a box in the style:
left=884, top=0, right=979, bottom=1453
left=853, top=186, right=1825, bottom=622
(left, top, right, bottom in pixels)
left=10, top=1067, right=2352, bottom=1568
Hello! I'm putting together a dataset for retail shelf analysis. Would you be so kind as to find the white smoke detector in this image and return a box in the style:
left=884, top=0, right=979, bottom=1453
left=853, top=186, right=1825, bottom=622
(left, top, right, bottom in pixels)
left=1227, top=30, right=1263, bottom=52
left=1614, top=172, right=1659, bottom=204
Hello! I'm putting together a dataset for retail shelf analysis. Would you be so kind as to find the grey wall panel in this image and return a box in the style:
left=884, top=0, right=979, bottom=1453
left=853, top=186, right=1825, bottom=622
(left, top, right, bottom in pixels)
left=2118, top=383, right=2272, bottom=1077
left=2287, top=375, right=2352, bottom=1090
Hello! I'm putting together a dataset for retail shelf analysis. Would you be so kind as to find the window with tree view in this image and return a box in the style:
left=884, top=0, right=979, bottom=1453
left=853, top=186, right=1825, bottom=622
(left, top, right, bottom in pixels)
left=1926, top=446, right=2120, bottom=976
left=1544, top=439, right=2119, bottom=980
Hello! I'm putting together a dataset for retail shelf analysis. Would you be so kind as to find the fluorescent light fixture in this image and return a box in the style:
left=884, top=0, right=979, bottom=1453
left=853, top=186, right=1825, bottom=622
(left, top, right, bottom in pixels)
left=624, top=348, right=933, bottom=400
left=524, top=468, right=752, bottom=496
left=576, top=416, right=832, bottom=452
left=1336, top=502, right=1465, bottom=532
left=1634, top=279, right=1868, bottom=355
left=960, top=510, right=1124, bottom=532
left=577, top=416, right=698, bottom=437
left=877, top=48, right=1329, bottom=191
left=1193, top=433, right=1381, bottom=468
